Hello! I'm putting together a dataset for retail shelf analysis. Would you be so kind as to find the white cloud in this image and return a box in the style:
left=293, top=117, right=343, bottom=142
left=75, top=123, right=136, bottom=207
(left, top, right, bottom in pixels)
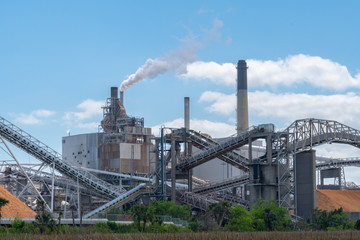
left=199, top=90, right=360, bottom=129
left=15, top=109, right=55, bottom=125
left=249, top=91, right=360, bottom=126
left=77, top=122, right=100, bottom=129
left=151, top=118, right=236, bottom=138
left=181, top=54, right=360, bottom=91
left=199, top=91, right=236, bottom=115
left=63, top=99, right=103, bottom=129
left=64, top=99, right=103, bottom=122
left=181, top=61, right=236, bottom=86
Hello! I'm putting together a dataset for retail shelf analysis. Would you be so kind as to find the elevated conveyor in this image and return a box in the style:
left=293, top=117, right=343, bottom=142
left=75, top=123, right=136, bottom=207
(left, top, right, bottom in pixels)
left=193, top=175, right=249, bottom=195
left=187, top=130, right=249, bottom=171
left=0, top=116, right=124, bottom=199
left=316, top=158, right=360, bottom=169
left=178, top=191, right=217, bottom=211
left=213, top=192, right=249, bottom=209
left=83, top=183, right=147, bottom=219
left=177, top=128, right=263, bottom=170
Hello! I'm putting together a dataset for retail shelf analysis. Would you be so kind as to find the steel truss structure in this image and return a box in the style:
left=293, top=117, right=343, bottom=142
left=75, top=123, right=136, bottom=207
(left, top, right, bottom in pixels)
left=3, top=115, right=360, bottom=218
left=0, top=116, right=125, bottom=199
left=275, top=118, right=360, bottom=213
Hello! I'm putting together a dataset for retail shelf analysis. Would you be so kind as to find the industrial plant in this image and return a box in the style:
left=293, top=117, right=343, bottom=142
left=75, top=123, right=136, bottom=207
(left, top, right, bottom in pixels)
left=1, top=59, right=360, bottom=223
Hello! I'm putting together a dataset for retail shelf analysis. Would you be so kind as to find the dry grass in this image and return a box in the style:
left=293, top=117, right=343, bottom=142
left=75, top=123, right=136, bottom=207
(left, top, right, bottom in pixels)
left=3, top=232, right=360, bottom=240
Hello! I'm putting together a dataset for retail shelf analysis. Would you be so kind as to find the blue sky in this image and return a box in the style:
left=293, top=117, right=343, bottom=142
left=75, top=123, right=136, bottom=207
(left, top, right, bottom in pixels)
left=1, top=1, right=360, bottom=182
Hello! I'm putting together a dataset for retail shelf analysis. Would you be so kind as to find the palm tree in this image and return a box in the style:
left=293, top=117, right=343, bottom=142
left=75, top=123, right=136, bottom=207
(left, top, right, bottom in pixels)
left=0, top=197, right=9, bottom=220
left=208, top=201, right=232, bottom=227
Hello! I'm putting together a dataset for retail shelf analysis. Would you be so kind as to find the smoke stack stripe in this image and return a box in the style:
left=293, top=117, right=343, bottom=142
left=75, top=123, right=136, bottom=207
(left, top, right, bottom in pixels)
left=237, top=60, right=249, bottom=135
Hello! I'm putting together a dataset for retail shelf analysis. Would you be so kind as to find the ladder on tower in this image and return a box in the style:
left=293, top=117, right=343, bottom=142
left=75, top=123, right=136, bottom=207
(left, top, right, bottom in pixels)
left=0, top=116, right=125, bottom=199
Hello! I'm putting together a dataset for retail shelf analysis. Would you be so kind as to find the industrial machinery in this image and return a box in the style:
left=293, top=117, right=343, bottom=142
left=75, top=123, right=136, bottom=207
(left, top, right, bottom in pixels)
left=1, top=60, right=360, bottom=222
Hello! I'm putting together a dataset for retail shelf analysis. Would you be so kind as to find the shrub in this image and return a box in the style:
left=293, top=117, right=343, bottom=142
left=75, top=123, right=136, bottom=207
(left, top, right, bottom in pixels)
left=250, top=199, right=292, bottom=231
left=94, top=222, right=109, bottom=233
left=226, top=206, right=253, bottom=232
left=188, top=221, right=201, bottom=232
left=107, top=221, right=118, bottom=232
left=11, top=218, right=25, bottom=233
left=355, top=219, right=360, bottom=230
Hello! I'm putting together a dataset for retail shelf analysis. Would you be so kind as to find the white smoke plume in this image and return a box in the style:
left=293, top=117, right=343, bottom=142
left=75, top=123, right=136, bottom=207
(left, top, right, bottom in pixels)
left=120, top=18, right=223, bottom=92
left=120, top=46, right=197, bottom=92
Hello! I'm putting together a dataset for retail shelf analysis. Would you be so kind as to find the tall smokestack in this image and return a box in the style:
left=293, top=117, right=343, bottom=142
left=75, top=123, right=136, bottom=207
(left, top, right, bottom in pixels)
left=237, top=60, right=249, bottom=135
left=120, top=91, right=124, bottom=105
left=111, top=87, right=118, bottom=98
left=184, top=97, right=190, bottom=131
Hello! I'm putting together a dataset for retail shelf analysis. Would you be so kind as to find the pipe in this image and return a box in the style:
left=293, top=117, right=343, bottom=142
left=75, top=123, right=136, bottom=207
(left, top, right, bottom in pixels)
left=237, top=60, right=249, bottom=135
left=184, top=97, right=190, bottom=131
left=120, top=91, right=124, bottom=105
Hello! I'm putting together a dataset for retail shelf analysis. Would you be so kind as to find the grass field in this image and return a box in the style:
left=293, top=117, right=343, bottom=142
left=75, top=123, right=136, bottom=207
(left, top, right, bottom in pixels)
left=2, top=232, right=360, bottom=240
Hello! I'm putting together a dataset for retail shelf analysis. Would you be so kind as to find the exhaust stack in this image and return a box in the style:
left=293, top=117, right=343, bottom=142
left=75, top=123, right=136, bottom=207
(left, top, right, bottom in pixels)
left=237, top=60, right=249, bottom=135
left=111, top=87, right=118, bottom=98
left=120, top=91, right=124, bottom=105
left=184, top=97, right=190, bottom=131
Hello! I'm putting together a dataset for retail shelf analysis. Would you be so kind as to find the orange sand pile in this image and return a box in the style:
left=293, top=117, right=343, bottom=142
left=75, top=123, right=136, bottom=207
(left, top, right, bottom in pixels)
left=317, top=189, right=360, bottom=212
left=0, top=184, right=37, bottom=219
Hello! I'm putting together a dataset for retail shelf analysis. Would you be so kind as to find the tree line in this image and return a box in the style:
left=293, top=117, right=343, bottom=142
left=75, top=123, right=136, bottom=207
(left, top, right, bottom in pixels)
left=1, top=196, right=360, bottom=235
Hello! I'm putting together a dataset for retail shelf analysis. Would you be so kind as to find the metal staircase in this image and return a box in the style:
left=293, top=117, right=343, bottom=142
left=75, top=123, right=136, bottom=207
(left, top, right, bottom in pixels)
left=193, top=175, right=250, bottom=195
left=83, top=183, right=147, bottom=219
left=177, top=128, right=259, bottom=170
left=187, top=130, right=249, bottom=171
left=0, top=116, right=124, bottom=199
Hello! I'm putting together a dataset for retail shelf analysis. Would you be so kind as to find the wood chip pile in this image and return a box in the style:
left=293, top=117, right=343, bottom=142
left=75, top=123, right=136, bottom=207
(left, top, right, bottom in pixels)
left=0, top=184, right=37, bottom=219
left=317, top=189, right=360, bottom=212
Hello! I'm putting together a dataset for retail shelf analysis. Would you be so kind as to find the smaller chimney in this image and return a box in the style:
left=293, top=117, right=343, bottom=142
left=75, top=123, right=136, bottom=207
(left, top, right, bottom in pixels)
left=120, top=91, right=124, bottom=105
left=184, top=97, right=190, bottom=131
left=111, top=87, right=118, bottom=98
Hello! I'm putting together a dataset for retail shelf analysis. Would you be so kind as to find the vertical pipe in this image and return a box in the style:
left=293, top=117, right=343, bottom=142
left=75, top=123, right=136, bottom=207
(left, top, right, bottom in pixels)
left=131, top=145, right=134, bottom=176
left=184, top=97, right=190, bottom=157
left=171, top=135, right=176, bottom=202
left=120, top=91, right=124, bottom=105
left=184, top=97, right=190, bottom=131
left=237, top=60, right=249, bottom=135
left=51, top=161, right=55, bottom=212
left=188, top=142, right=193, bottom=192
left=77, top=176, right=81, bottom=218
left=160, top=128, right=165, bottom=198
left=64, top=181, right=68, bottom=218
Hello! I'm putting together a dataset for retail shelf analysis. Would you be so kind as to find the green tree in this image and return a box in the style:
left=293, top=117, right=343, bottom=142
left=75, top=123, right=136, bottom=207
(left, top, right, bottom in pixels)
left=130, top=205, right=154, bottom=232
left=208, top=201, right=232, bottom=227
left=0, top=197, right=9, bottom=220
left=226, top=206, right=253, bottom=231
left=34, top=200, right=55, bottom=234
left=149, top=201, right=190, bottom=220
left=250, top=199, right=292, bottom=231
left=311, top=208, right=349, bottom=230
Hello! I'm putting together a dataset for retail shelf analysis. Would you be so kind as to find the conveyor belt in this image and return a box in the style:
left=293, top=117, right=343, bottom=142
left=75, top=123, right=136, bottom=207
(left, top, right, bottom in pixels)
left=0, top=116, right=124, bottom=199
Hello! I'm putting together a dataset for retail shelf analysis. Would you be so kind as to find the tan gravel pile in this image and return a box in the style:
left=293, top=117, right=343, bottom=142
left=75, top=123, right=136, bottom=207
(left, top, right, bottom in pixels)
left=317, top=189, right=360, bottom=212
left=0, top=184, right=37, bottom=219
